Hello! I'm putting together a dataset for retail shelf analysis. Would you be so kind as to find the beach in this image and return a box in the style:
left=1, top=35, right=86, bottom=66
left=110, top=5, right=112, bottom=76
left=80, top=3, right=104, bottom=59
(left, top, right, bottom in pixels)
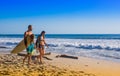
left=0, top=51, right=120, bottom=76
left=0, top=34, right=120, bottom=76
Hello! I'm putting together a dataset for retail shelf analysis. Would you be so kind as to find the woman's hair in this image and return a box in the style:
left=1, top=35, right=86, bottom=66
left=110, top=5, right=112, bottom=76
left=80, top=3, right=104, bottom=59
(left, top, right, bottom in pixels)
left=41, top=31, right=45, bottom=34
left=40, top=31, right=46, bottom=38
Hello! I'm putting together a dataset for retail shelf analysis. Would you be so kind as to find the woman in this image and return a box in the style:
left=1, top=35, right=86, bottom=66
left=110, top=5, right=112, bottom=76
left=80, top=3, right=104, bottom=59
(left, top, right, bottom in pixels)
left=36, top=31, right=48, bottom=63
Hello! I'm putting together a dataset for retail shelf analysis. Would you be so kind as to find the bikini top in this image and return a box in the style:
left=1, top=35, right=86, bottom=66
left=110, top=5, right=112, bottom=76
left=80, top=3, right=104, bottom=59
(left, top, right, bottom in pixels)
left=40, top=35, right=44, bottom=41
left=36, top=35, right=44, bottom=43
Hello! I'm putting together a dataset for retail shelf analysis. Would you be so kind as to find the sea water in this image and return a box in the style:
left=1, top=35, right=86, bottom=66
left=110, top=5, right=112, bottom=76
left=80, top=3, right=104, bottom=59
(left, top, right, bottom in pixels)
left=0, top=34, right=120, bottom=62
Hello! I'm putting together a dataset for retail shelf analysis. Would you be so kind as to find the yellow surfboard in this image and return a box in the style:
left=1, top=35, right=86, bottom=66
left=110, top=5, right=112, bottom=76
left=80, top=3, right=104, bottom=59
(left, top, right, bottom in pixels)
left=11, top=36, right=31, bottom=54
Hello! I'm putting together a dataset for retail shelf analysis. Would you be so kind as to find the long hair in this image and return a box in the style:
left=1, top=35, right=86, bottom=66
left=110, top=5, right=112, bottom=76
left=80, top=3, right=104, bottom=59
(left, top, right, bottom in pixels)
left=40, top=31, right=45, bottom=39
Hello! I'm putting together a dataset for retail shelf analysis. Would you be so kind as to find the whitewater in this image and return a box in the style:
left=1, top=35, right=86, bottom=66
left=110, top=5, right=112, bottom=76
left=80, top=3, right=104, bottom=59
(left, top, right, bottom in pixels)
left=0, top=37, right=120, bottom=62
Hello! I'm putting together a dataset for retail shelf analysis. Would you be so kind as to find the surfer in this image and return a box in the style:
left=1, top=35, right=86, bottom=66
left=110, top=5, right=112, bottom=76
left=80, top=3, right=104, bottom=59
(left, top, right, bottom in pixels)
left=23, top=25, right=34, bottom=66
left=36, top=31, right=48, bottom=64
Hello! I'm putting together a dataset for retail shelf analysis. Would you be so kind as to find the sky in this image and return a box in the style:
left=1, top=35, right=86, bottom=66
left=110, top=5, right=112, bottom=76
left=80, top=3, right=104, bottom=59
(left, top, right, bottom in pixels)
left=0, top=0, right=120, bottom=34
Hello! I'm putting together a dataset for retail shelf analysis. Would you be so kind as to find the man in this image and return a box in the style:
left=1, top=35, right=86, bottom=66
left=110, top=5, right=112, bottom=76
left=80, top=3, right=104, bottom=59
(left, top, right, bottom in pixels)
left=23, top=25, right=33, bottom=66
left=24, top=25, right=33, bottom=47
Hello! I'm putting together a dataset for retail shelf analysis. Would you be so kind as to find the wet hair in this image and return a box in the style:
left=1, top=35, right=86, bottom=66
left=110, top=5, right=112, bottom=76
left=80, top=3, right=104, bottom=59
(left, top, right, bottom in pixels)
left=28, top=25, right=32, bottom=29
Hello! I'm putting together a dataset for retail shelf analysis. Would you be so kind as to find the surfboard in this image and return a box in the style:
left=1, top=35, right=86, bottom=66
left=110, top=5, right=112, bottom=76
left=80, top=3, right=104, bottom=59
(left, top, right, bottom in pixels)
left=11, top=36, right=31, bottom=54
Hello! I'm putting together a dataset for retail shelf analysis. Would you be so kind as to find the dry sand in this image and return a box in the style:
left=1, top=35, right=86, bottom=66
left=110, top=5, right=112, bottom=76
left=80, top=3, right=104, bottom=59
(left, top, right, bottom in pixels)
left=0, top=52, right=120, bottom=76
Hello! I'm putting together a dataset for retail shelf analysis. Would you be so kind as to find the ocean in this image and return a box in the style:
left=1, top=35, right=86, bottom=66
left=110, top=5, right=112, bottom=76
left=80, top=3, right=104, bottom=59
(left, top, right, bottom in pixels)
left=0, top=34, right=120, bottom=62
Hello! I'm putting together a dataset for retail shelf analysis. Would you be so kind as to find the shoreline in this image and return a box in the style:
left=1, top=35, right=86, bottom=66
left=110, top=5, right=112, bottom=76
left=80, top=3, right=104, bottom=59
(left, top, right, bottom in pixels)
left=1, top=50, right=120, bottom=63
left=0, top=51, right=120, bottom=76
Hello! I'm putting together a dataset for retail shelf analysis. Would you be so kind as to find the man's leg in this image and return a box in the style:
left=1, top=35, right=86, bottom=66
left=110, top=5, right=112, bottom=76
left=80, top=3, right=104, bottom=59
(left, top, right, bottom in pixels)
left=23, top=54, right=28, bottom=64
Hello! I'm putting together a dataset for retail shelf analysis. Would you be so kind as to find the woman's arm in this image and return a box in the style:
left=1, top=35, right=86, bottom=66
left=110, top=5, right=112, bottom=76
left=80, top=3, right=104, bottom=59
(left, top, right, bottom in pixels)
left=44, top=39, right=49, bottom=48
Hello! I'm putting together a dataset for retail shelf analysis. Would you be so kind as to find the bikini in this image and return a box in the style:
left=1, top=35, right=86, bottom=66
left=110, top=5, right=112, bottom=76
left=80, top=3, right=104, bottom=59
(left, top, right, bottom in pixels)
left=36, top=35, right=45, bottom=48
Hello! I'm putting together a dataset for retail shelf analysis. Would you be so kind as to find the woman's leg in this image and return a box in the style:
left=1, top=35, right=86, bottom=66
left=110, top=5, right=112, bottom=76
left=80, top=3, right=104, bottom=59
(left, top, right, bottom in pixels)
left=41, top=46, right=45, bottom=57
left=36, top=48, right=40, bottom=62
left=39, top=48, right=43, bottom=63
left=40, top=46, right=45, bottom=63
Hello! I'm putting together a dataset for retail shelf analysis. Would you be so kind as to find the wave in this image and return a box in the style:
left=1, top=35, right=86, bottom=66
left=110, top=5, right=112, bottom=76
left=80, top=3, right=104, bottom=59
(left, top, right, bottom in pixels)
left=98, top=53, right=120, bottom=59
left=0, top=42, right=18, bottom=48
left=0, top=38, right=120, bottom=52
left=47, top=43, right=120, bottom=51
left=47, top=44, right=58, bottom=47
left=77, top=44, right=120, bottom=51
left=0, top=38, right=21, bottom=49
left=5, top=42, right=18, bottom=45
left=0, top=46, right=8, bottom=48
left=1, top=38, right=120, bottom=61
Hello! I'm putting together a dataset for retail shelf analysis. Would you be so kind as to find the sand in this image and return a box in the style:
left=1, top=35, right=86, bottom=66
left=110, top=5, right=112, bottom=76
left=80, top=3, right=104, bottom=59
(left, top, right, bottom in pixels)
left=0, top=52, right=120, bottom=76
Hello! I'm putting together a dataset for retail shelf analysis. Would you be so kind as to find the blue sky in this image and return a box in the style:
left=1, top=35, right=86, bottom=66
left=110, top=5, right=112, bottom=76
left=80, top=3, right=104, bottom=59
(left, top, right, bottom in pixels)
left=0, top=0, right=120, bottom=34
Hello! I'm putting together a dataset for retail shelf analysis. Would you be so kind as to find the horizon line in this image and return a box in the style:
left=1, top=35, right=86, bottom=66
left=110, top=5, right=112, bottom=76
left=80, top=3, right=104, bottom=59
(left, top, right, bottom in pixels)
left=0, top=34, right=120, bottom=35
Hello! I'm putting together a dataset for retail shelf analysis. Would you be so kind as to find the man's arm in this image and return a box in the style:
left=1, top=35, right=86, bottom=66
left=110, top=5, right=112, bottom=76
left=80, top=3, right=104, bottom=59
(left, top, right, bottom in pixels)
left=24, top=32, right=27, bottom=48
